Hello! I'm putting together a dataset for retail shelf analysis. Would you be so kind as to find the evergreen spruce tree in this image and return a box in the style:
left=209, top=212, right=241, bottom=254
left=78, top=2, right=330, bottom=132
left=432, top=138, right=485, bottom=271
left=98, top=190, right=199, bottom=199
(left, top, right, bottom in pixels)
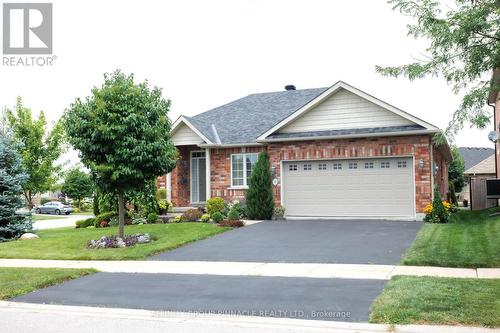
left=245, top=152, right=274, bottom=220
left=0, top=133, right=31, bottom=241
left=431, top=187, right=449, bottom=224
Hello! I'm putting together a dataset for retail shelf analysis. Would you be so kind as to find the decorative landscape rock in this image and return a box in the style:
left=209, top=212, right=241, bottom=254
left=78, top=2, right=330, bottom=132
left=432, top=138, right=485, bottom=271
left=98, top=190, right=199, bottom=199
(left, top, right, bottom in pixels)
left=19, top=233, right=39, bottom=240
left=87, top=233, right=152, bottom=249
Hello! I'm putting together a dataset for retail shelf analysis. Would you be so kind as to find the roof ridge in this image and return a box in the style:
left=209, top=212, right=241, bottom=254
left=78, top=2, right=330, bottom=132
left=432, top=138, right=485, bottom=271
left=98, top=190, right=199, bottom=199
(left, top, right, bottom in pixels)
left=192, top=87, right=328, bottom=120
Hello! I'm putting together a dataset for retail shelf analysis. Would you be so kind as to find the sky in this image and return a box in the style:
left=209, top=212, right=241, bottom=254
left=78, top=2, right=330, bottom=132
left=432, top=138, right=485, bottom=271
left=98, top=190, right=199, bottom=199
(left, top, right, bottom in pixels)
left=0, top=0, right=494, bottom=167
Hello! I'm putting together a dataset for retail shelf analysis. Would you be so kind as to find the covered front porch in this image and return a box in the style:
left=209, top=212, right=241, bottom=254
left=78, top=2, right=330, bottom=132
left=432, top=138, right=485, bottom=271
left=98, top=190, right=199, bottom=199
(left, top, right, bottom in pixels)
left=169, top=145, right=211, bottom=207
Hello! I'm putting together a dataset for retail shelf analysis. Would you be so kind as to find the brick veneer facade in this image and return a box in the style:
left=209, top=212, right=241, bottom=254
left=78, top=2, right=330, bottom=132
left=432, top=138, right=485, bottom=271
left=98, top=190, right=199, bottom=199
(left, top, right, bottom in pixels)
left=168, top=135, right=448, bottom=214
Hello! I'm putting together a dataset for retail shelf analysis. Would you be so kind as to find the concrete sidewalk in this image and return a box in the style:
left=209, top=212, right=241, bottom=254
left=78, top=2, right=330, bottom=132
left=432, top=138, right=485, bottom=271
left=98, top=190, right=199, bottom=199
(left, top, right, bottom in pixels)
left=1, top=259, right=499, bottom=279
left=0, top=301, right=497, bottom=333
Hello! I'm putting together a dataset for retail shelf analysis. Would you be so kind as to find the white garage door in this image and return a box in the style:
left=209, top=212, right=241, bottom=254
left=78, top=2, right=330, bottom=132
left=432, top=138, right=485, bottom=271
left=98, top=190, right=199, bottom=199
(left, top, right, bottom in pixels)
left=282, top=157, right=415, bottom=218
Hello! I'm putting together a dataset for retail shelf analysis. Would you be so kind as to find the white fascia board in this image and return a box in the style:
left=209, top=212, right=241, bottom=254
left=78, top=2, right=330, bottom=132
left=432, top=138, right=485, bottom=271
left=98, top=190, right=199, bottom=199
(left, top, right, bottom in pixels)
left=257, top=81, right=439, bottom=140
left=171, top=116, right=213, bottom=144
left=198, top=142, right=265, bottom=148
left=257, top=129, right=439, bottom=143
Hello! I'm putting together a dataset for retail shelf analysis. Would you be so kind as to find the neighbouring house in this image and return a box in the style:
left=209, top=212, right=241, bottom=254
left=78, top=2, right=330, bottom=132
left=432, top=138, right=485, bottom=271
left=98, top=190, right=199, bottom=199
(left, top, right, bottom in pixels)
left=164, top=81, right=451, bottom=219
left=457, top=147, right=495, bottom=204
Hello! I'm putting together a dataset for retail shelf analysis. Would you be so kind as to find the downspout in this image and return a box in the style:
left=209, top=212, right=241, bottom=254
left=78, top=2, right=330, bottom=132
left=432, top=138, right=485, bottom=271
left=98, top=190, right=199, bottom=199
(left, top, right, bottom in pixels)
left=430, top=137, right=434, bottom=200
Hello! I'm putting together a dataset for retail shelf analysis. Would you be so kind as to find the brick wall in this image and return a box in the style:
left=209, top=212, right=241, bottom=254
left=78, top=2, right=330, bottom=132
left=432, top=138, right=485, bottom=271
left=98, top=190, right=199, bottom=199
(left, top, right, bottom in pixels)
left=170, top=145, right=195, bottom=207
left=433, top=146, right=449, bottom=199
left=169, top=135, right=442, bottom=214
left=210, top=146, right=265, bottom=202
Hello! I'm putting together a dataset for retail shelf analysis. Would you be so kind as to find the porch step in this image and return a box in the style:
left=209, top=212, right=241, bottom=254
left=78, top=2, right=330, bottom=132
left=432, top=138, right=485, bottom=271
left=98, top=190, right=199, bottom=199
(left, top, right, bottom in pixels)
left=170, top=207, right=198, bottom=213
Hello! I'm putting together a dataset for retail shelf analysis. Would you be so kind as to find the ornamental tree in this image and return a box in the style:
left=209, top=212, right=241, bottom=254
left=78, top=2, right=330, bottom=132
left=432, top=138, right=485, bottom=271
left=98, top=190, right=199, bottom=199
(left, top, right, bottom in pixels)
left=62, top=168, right=93, bottom=209
left=0, top=132, right=31, bottom=241
left=376, top=0, right=499, bottom=140
left=245, top=152, right=274, bottom=220
left=64, top=71, right=177, bottom=237
left=6, top=97, right=66, bottom=209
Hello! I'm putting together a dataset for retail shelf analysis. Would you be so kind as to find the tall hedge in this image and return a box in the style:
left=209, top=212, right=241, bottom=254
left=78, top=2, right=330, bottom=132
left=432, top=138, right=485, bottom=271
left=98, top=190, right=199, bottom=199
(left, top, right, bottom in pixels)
left=245, top=152, right=274, bottom=220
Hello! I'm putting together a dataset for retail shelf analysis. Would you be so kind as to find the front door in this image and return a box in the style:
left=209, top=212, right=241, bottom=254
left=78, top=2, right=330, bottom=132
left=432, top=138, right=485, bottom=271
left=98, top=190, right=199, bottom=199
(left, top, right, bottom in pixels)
left=190, top=151, right=206, bottom=203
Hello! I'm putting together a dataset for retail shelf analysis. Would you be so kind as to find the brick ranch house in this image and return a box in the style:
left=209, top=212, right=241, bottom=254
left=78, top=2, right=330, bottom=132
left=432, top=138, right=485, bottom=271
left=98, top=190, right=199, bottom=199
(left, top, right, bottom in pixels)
left=159, top=81, right=451, bottom=220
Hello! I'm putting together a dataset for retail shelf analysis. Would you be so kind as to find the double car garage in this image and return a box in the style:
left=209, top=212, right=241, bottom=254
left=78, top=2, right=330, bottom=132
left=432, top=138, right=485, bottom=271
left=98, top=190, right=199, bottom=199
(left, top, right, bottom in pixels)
left=282, top=157, right=415, bottom=218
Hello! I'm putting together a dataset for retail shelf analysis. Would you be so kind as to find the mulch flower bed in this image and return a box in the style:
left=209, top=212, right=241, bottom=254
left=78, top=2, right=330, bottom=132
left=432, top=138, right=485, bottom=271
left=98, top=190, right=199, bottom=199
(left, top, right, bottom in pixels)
left=87, top=233, right=151, bottom=249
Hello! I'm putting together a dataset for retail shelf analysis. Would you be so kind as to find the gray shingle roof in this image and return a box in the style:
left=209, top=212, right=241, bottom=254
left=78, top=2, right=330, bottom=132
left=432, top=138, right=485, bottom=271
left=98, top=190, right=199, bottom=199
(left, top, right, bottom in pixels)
left=189, top=88, right=328, bottom=144
left=458, top=147, right=494, bottom=170
left=267, top=125, right=425, bottom=140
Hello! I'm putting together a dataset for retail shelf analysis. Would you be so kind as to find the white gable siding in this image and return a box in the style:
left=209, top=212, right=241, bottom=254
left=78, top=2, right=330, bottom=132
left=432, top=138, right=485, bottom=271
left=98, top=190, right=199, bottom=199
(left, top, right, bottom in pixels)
left=279, top=88, right=415, bottom=133
left=171, top=123, right=204, bottom=145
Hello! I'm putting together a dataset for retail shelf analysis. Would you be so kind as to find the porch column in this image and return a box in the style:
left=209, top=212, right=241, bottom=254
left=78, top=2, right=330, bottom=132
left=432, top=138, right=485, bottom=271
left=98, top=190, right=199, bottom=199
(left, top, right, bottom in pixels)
left=166, top=173, right=171, bottom=202
left=205, top=148, right=211, bottom=200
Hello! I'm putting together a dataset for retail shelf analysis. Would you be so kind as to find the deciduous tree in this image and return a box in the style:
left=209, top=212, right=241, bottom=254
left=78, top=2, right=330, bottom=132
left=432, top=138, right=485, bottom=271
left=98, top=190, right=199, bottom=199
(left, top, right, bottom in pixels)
left=6, top=98, right=66, bottom=208
left=62, top=168, right=93, bottom=209
left=376, top=0, right=499, bottom=140
left=65, top=71, right=177, bottom=237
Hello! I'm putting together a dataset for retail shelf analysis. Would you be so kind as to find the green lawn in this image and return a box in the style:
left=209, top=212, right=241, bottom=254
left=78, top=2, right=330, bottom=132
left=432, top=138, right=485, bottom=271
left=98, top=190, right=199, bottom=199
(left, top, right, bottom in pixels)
left=0, top=267, right=97, bottom=300
left=370, top=276, right=500, bottom=327
left=32, top=215, right=67, bottom=221
left=0, top=223, right=230, bottom=260
left=402, top=207, right=500, bottom=268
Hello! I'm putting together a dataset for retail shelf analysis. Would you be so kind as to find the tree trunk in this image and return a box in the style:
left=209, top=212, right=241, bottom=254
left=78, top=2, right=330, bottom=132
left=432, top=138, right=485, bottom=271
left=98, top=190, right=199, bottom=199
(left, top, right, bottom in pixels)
left=78, top=199, right=81, bottom=210
left=24, top=190, right=33, bottom=210
left=117, top=191, right=125, bottom=238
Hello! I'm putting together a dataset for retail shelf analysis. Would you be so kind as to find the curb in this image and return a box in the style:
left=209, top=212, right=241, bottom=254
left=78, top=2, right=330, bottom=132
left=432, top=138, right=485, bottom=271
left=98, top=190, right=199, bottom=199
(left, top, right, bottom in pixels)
left=0, top=301, right=497, bottom=333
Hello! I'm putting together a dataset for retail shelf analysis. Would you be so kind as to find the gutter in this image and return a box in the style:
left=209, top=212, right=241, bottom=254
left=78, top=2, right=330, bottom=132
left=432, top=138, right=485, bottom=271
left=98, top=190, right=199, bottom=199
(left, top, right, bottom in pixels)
left=198, top=142, right=265, bottom=148
left=256, top=129, right=439, bottom=143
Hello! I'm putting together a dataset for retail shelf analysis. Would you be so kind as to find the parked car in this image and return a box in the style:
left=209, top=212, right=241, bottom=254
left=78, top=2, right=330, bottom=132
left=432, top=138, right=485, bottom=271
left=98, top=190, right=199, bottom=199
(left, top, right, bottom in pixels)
left=34, top=202, right=74, bottom=215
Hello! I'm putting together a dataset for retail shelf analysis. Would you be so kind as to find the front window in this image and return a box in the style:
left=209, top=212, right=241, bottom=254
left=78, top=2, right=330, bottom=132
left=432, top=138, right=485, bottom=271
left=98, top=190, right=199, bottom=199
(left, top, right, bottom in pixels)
left=231, top=153, right=258, bottom=187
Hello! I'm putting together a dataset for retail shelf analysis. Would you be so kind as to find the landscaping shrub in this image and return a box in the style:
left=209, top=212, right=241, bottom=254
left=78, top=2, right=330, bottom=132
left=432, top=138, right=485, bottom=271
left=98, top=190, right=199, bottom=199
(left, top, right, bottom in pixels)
left=245, top=152, right=274, bottom=220
left=219, top=220, right=244, bottom=228
left=206, top=197, right=225, bottom=216
left=424, top=187, right=450, bottom=223
left=211, top=212, right=224, bottom=224
left=158, top=199, right=169, bottom=214
left=227, top=207, right=240, bottom=220
left=95, top=212, right=116, bottom=222
left=181, top=209, right=203, bottom=221
left=131, top=216, right=146, bottom=225
left=273, top=206, right=285, bottom=220
left=228, top=200, right=246, bottom=218
left=201, top=213, right=210, bottom=223
left=75, top=218, right=96, bottom=228
left=146, top=212, right=159, bottom=223
left=94, top=212, right=117, bottom=227
left=171, top=215, right=183, bottom=223
left=108, top=216, right=119, bottom=226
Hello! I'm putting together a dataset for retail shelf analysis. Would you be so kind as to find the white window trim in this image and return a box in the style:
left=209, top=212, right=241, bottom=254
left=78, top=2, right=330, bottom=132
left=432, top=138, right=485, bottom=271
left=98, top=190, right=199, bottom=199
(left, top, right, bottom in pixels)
left=230, top=153, right=258, bottom=188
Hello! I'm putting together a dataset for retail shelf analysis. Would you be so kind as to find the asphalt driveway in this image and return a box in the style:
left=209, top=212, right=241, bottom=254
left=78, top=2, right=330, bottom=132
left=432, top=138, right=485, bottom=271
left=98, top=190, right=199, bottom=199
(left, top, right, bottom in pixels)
left=13, top=272, right=386, bottom=322
left=152, top=219, right=422, bottom=264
